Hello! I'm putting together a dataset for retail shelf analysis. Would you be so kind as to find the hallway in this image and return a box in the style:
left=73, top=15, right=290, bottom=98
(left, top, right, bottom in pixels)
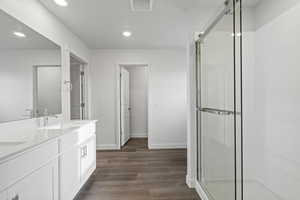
left=77, top=139, right=200, bottom=200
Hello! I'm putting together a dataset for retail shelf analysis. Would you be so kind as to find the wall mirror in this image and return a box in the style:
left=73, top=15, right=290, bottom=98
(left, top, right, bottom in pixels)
left=0, top=10, right=62, bottom=123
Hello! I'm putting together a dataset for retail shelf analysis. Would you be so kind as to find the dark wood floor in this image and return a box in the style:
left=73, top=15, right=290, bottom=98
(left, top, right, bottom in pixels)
left=77, top=138, right=200, bottom=200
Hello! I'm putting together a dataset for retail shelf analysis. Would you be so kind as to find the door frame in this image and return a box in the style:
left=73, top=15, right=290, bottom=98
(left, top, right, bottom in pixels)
left=116, top=63, right=150, bottom=149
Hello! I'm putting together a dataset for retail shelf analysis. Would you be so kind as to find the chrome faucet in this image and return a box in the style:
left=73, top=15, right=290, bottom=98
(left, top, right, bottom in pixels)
left=23, top=109, right=34, bottom=118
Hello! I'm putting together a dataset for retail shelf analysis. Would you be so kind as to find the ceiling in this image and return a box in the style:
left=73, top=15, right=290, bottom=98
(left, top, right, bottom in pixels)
left=0, top=10, right=59, bottom=49
left=39, top=0, right=261, bottom=49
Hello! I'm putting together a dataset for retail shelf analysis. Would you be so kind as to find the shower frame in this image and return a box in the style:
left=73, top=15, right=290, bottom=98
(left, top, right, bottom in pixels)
left=195, top=0, right=244, bottom=199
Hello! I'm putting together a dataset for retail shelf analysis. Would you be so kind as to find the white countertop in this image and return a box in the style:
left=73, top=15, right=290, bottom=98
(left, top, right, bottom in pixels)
left=0, top=120, right=97, bottom=163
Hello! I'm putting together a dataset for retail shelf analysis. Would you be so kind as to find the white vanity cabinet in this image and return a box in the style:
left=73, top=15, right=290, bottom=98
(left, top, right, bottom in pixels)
left=60, top=133, right=81, bottom=200
left=0, top=140, right=59, bottom=200
left=0, top=192, right=6, bottom=200
left=60, top=122, right=97, bottom=200
left=80, top=135, right=96, bottom=183
left=7, top=161, right=58, bottom=200
left=0, top=121, right=97, bottom=200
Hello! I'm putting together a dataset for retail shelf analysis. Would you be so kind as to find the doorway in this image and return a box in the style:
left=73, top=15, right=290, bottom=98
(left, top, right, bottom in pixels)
left=118, top=64, right=149, bottom=149
left=70, top=54, right=87, bottom=120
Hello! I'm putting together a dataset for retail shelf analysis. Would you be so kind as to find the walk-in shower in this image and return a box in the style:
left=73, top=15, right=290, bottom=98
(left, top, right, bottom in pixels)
left=195, top=0, right=300, bottom=199
left=196, top=0, right=242, bottom=199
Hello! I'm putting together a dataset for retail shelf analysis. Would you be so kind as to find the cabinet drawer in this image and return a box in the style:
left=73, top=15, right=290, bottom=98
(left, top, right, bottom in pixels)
left=0, top=141, right=58, bottom=191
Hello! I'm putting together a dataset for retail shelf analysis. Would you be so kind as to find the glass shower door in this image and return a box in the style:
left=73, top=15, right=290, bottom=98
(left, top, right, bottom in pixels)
left=196, top=1, right=242, bottom=200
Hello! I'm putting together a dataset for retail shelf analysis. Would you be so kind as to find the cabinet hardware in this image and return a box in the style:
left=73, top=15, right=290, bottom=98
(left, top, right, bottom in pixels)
left=84, top=146, right=87, bottom=157
left=81, top=147, right=85, bottom=158
left=81, top=145, right=88, bottom=158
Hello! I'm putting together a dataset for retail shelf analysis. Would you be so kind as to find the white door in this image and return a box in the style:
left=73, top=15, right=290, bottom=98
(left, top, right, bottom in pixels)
left=121, top=67, right=130, bottom=146
left=60, top=146, right=81, bottom=200
left=0, top=191, right=6, bottom=200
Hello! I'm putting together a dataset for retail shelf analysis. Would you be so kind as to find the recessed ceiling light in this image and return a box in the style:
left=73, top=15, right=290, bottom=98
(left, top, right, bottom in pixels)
left=123, top=31, right=132, bottom=37
left=13, top=31, right=26, bottom=38
left=54, top=0, right=68, bottom=7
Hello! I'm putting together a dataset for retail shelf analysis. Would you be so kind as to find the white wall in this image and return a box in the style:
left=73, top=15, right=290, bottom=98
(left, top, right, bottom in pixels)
left=186, top=33, right=197, bottom=188
left=124, top=66, right=148, bottom=138
left=91, top=49, right=187, bottom=149
left=0, top=49, right=60, bottom=122
left=254, top=0, right=300, bottom=29
left=243, top=1, right=300, bottom=199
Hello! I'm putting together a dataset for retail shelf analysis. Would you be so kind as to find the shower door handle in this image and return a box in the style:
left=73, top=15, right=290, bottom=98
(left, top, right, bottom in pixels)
left=197, top=107, right=239, bottom=115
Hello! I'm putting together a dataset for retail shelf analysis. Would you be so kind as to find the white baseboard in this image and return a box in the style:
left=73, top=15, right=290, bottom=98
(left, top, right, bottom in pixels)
left=122, top=136, right=130, bottom=146
left=130, top=133, right=148, bottom=138
left=195, top=180, right=209, bottom=200
left=186, top=174, right=195, bottom=188
left=149, top=143, right=187, bottom=149
left=96, top=144, right=119, bottom=150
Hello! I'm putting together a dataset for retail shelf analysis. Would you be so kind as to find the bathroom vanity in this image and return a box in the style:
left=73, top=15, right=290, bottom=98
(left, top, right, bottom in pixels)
left=0, top=120, right=97, bottom=200
left=0, top=7, right=96, bottom=200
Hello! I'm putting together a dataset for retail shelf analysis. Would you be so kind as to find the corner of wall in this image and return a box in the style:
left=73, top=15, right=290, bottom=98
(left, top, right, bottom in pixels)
left=186, top=174, right=195, bottom=188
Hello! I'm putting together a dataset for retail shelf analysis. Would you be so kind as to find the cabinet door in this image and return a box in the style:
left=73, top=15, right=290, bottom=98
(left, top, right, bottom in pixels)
left=80, top=136, right=96, bottom=182
left=0, top=191, right=7, bottom=200
left=7, top=162, right=57, bottom=200
left=60, top=146, right=81, bottom=200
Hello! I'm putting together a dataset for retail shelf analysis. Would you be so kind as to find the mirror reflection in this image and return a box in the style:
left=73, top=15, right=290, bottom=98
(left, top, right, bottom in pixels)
left=0, top=11, right=61, bottom=123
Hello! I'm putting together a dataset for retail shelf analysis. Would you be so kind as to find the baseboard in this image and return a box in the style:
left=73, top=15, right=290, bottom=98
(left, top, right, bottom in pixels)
left=195, top=180, right=209, bottom=200
left=186, top=174, right=195, bottom=188
left=149, top=143, right=187, bottom=149
left=130, top=133, right=148, bottom=138
left=122, top=136, right=131, bottom=146
left=96, top=144, right=119, bottom=150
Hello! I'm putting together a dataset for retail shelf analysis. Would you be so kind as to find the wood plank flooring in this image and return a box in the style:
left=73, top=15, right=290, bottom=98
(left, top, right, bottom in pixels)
left=76, top=138, right=200, bottom=200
